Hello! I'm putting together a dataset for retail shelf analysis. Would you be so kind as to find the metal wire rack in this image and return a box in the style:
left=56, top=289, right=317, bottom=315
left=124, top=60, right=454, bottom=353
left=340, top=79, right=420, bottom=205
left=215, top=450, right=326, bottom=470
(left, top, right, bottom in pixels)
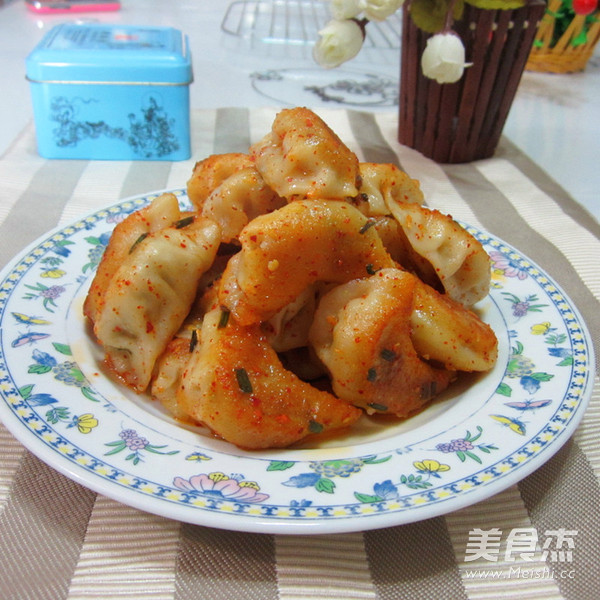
left=221, top=0, right=401, bottom=50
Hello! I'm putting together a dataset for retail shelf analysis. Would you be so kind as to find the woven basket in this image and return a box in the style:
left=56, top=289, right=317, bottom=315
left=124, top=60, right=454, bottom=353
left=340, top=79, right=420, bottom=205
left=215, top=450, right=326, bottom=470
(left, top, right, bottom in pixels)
left=526, top=0, right=600, bottom=73
left=398, top=1, right=546, bottom=163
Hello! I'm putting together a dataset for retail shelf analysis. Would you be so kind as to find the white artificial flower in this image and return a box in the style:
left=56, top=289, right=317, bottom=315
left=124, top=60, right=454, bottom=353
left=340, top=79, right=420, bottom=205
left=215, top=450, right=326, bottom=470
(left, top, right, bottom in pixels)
left=420, top=32, right=472, bottom=84
left=330, top=0, right=362, bottom=20
left=358, top=0, right=404, bottom=22
left=313, top=19, right=365, bottom=68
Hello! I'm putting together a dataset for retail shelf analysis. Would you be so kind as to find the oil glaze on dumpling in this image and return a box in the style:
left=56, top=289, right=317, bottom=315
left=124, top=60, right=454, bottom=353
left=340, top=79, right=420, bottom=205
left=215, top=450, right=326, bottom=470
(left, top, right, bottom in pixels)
left=176, top=307, right=361, bottom=449
left=218, top=200, right=395, bottom=325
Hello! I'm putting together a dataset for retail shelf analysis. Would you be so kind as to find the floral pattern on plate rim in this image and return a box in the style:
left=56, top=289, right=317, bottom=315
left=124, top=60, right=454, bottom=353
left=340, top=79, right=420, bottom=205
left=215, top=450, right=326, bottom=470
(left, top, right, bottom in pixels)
left=0, top=190, right=593, bottom=530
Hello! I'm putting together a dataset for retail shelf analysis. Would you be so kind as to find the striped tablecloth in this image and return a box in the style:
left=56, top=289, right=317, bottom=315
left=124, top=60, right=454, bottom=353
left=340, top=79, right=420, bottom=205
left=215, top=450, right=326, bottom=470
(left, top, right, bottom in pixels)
left=1, top=108, right=598, bottom=600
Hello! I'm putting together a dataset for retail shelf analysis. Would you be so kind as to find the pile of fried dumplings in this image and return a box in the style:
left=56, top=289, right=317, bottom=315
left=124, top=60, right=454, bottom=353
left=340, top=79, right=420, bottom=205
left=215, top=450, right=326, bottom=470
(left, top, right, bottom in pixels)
left=84, top=107, right=498, bottom=450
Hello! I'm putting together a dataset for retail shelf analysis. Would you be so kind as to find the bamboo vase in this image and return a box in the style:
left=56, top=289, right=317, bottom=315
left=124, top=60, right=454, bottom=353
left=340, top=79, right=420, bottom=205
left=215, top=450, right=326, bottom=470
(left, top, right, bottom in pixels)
left=398, top=1, right=546, bottom=163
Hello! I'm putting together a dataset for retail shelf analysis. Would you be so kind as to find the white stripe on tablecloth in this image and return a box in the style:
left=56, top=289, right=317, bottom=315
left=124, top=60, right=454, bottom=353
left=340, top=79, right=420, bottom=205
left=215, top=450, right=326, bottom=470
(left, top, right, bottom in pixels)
left=446, top=485, right=564, bottom=599
left=58, top=160, right=133, bottom=225
left=0, top=123, right=45, bottom=228
left=67, top=495, right=180, bottom=600
left=248, top=107, right=279, bottom=146
left=476, top=160, right=600, bottom=300
left=275, top=532, right=378, bottom=600
left=0, top=422, right=25, bottom=516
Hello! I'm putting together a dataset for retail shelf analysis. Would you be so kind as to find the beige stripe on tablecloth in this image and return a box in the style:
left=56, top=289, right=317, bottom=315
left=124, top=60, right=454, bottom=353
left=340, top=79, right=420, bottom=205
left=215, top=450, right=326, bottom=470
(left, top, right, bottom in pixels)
left=213, top=107, right=252, bottom=155
left=275, top=532, right=378, bottom=600
left=0, top=122, right=45, bottom=227
left=347, top=110, right=404, bottom=166
left=174, top=524, right=279, bottom=600
left=519, top=439, right=600, bottom=600
left=189, top=108, right=219, bottom=162
left=0, top=157, right=88, bottom=266
left=0, top=453, right=96, bottom=600
left=0, top=422, right=25, bottom=515
left=167, top=110, right=224, bottom=190
left=364, top=517, right=469, bottom=600
left=117, top=160, right=173, bottom=202
left=67, top=495, right=180, bottom=600
left=574, top=380, right=600, bottom=477
left=446, top=485, right=564, bottom=599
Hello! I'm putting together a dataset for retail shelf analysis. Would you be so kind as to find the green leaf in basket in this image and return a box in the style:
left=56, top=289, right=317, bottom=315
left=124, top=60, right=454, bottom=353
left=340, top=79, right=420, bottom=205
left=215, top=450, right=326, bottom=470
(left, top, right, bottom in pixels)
left=571, top=30, right=588, bottom=47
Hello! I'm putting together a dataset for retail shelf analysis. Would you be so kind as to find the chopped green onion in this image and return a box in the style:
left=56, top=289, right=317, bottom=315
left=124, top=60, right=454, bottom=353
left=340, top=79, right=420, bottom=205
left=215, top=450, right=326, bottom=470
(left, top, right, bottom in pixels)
left=368, top=402, right=388, bottom=412
left=308, top=420, right=324, bottom=434
left=367, top=367, right=377, bottom=382
left=366, top=263, right=378, bottom=275
left=129, top=232, right=148, bottom=254
left=359, top=219, right=376, bottom=234
left=218, top=308, right=230, bottom=329
left=420, top=381, right=437, bottom=400
left=189, top=329, right=199, bottom=353
left=235, top=368, right=253, bottom=394
left=174, top=215, right=195, bottom=229
left=380, top=348, right=397, bottom=362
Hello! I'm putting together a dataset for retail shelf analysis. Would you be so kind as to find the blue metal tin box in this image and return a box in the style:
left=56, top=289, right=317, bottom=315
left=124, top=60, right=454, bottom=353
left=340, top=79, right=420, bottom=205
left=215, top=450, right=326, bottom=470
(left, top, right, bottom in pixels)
left=26, top=23, right=193, bottom=160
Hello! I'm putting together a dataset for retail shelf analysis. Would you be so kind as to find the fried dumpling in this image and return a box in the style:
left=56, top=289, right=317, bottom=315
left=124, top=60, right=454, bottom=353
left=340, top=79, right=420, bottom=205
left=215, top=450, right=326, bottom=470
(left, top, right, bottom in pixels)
left=218, top=200, right=395, bottom=325
left=177, top=307, right=362, bottom=449
left=92, top=215, right=220, bottom=392
left=386, top=203, right=491, bottom=306
left=309, top=268, right=496, bottom=418
left=186, top=153, right=253, bottom=211
left=200, top=166, right=286, bottom=243
left=250, top=107, right=361, bottom=200
left=84, top=193, right=181, bottom=326
left=354, top=162, right=425, bottom=217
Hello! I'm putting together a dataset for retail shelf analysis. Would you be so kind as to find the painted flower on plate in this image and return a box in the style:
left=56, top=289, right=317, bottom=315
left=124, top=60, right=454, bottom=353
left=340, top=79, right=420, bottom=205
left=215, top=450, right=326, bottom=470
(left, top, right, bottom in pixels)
left=173, top=473, right=270, bottom=503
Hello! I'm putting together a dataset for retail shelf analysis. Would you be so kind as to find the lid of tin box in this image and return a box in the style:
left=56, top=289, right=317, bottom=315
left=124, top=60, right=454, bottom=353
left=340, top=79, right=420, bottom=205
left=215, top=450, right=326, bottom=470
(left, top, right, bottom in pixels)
left=26, top=23, right=192, bottom=84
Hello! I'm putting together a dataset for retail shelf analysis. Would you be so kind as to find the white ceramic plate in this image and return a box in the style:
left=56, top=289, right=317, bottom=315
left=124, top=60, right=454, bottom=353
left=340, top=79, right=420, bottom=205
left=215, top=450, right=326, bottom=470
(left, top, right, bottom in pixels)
left=0, top=189, right=594, bottom=534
